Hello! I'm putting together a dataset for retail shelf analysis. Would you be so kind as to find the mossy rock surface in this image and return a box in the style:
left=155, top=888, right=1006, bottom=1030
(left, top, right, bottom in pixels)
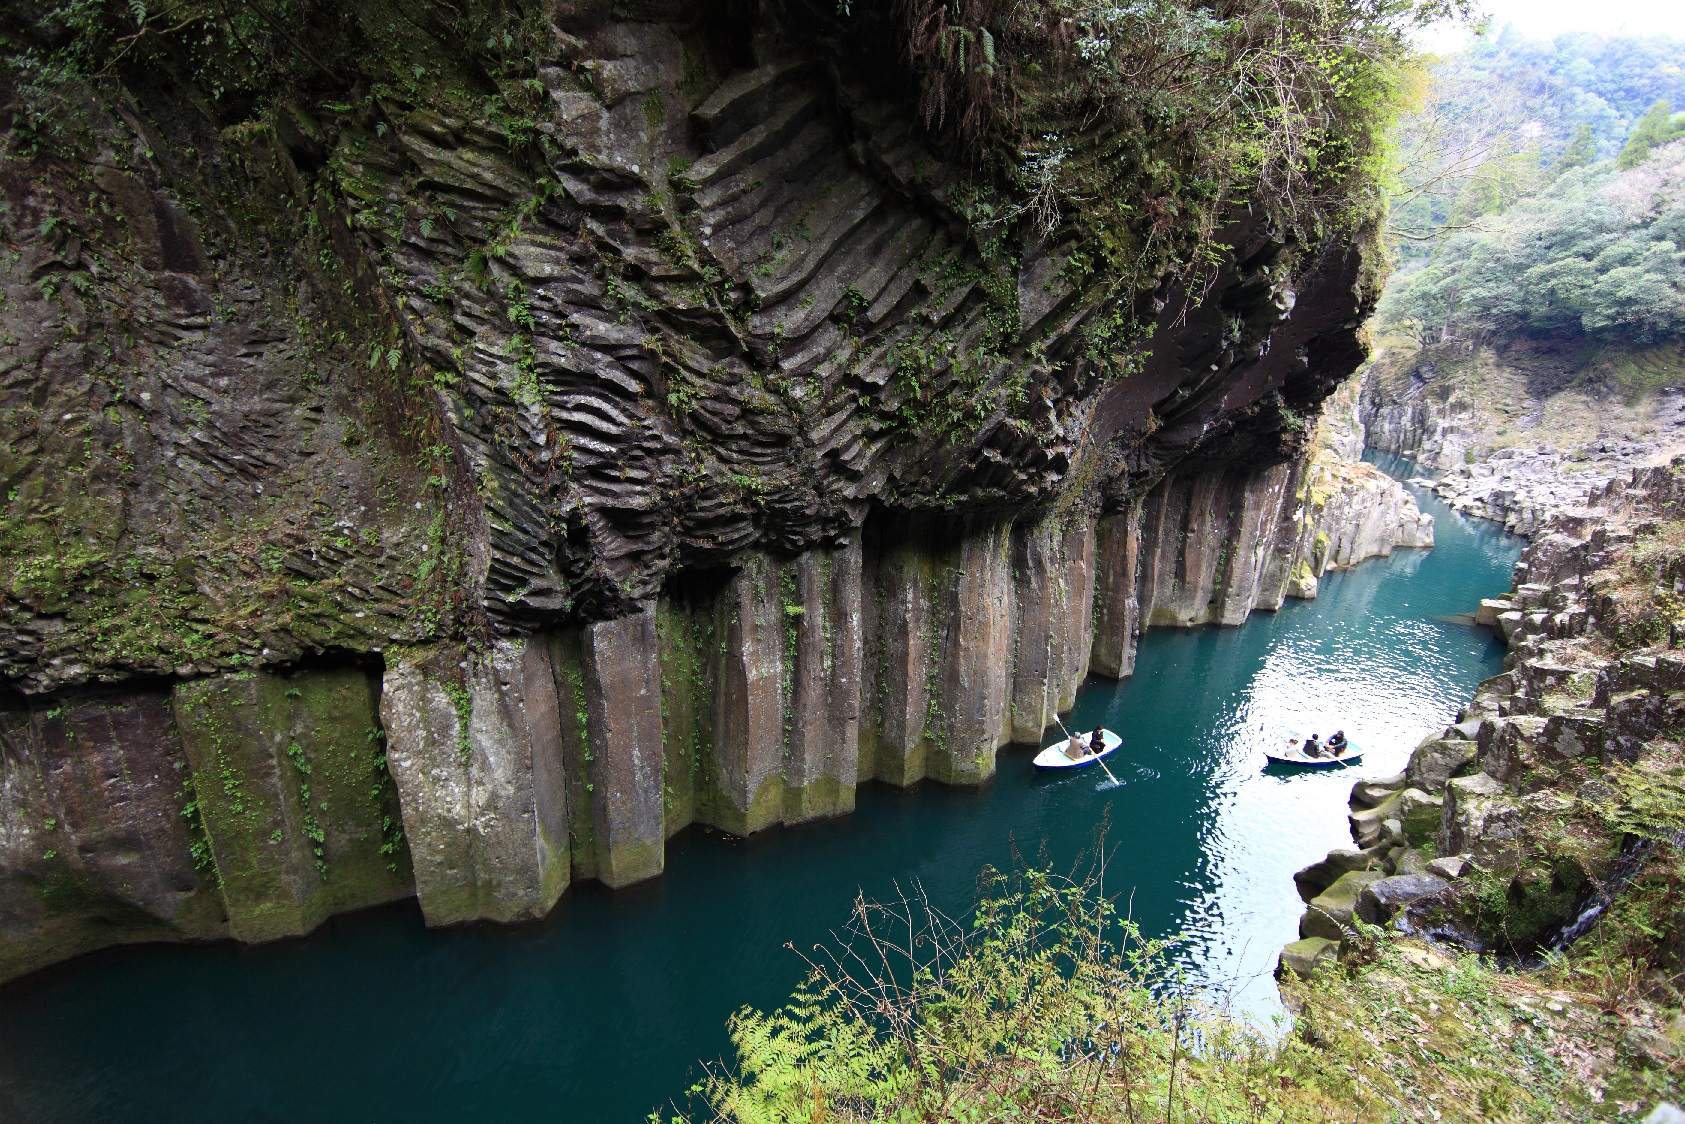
left=173, top=667, right=412, bottom=943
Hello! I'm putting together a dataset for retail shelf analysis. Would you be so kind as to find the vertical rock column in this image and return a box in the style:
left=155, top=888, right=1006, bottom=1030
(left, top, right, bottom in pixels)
left=174, top=668, right=412, bottom=942
left=705, top=555, right=792, bottom=836
left=1136, top=466, right=1301, bottom=630
left=1090, top=506, right=1143, bottom=679
left=784, top=537, right=864, bottom=823
left=580, top=606, right=666, bottom=888
left=1009, top=515, right=1099, bottom=741
left=1212, top=464, right=1296, bottom=625
left=1047, top=517, right=1098, bottom=714
left=859, top=519, right=1019, bottom=782
left=929, top=523, right=1013, bottom=783
left=381, top=639, right=568, bottom=925
left=1254, top=459, right=1313, bottom=609
left=1139, top=472, right=1218, bottom=627
left=1009, top=521, right=1061, bottom=743
left=0, top=692, right=228, bottom=980
left=860, top=532, right=935, bottom=786
left=653, top=591, right=718, bottom=840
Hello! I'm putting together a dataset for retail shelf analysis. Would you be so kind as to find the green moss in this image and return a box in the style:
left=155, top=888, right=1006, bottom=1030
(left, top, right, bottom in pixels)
left=703, top=771, right=790, bottom=839
left=0, top=884, right=224, bottom=985
left=595, top=836, right=665, bottom=892
left=781, top=774, right=855, bottom=825
left=655, top=598, right=714, bottom=836
left=172, top=668, right=412, bottom=943
left=548, top=630, right=600, bottom=883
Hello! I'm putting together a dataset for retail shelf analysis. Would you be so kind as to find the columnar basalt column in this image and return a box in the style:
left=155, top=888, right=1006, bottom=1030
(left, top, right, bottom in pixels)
left=784, top=536, right=864, bottom=823
left=1008, top=515, right=1099, bottom=740
left=380, top=639, right=569, bottom=925
left=1256, top=461, right=1315, bottom=610
left=1009, top=521, right=1060, bottom=743
left=930, top=523, right=1013, bottom=783
left=652, top=590, right=719, bottom=841
left=861, top=532, right=936, bottom=786
left=1090, top=507, right=1143, bottom=679
left=1138, top=475, right=1193, bottom=628
left=1213, top=464, right=1296, bottom=625
left=704, top=556, right=789, bottom=836
left=581, top=606, right=665, bottom=888
left=174, top=667, right=412, bottom=942
left=0, top=691, right=228, bottom=980
left=1047, top=517, right=1098, bottom=714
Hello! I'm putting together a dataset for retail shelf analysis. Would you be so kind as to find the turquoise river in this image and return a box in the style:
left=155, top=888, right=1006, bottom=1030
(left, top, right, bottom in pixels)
left=0, top=455, right=1522, bottom=1122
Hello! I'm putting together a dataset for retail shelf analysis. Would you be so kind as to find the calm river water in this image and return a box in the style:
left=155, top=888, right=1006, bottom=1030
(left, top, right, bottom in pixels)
left=0, top=455, right=1520, bottom=1123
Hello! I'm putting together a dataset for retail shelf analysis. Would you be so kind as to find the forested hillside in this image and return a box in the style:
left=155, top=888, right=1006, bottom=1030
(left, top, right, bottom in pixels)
left=1389, top=30, right=1685, bottom=258
left=1362, top=31, right=1685, bottom=544
left=1378, top=142, right=1685, bottom=347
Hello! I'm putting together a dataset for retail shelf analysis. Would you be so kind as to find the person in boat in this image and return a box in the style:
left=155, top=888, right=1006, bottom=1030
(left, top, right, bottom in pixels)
left=1302, top=734, right=1325, bottom=759
left=1089, top=728, right=1106, bottom=756
left=1065, top=733, right=1087, bottom=760
left=1327, top=730, right=1348, bottom=756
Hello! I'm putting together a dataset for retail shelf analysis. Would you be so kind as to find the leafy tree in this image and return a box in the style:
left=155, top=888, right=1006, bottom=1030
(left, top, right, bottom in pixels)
left=1550, top=123, right=1598, bottom=177
left=1376, top=144, right=1685, bottom=345
left=1384, top=31, right=1685, bottom=262
left=1617, top=99, right=1685, bottom=169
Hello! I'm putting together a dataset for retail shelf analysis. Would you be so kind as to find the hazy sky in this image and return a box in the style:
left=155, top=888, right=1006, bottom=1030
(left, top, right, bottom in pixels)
left=1418, top=0, right=1685, bottom=52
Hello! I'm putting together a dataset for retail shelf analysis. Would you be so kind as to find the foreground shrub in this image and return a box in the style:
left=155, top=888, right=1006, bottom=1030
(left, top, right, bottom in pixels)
left=661, top=865, right=1681, bottom=1122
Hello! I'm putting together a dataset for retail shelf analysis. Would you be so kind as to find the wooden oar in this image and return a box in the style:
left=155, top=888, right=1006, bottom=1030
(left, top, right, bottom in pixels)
left=1053, top=714, right=1123, bottom=788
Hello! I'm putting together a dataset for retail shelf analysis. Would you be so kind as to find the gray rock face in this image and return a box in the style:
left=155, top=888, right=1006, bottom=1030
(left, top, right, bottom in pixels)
left=1356, top=874, right=1448, bottom=925
left=1351, top=779, right=1404, bottom=808
left=0, top=439, right=1436, bottom=980
left=1406, top=739, right=1478, bottom=792
left=174, top=669, right=413, bottom=942
left=1294, top=846, right=1389, bottom=902
left=1278, top=936, right=1339, bottom=979
left=579, top=607, right=666, bottom=887
left=1426, top=854, right=1471, bottom=880
left=0, top=5, right=1428, bottom=981
left=1301, top=870, right=1386, bottom=941
left=380, top=641, right=569, bottom=925
left=1, top=11, right=1379, bottom=701
left=1438, top=773, right=1517, bottom=857
left=0, top=690, right=228, bottom=980
left=1351, top=787, right=1441, bottom=849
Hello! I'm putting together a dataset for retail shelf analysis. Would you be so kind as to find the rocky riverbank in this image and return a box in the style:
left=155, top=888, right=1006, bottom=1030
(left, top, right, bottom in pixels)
left=1279, top=456, right=1685, bottom=1088
left=1427, top=441, right=1677, bottom=537
left=0, top=0, right=1431, bottom=983
left=1358, top=340, right=1685, bottom=534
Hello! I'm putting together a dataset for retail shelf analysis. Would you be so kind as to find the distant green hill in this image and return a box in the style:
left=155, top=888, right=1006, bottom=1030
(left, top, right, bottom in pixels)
left=1389, top=31, right=1685, bottom=260
left=1378, top=143, right=1685, bottom=348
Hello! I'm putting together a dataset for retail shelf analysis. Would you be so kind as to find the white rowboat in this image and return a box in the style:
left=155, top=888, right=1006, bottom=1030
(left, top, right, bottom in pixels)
left=1264, top=735, right=1362, bottom=767
left=1033, top=729, right=1122, bottom=769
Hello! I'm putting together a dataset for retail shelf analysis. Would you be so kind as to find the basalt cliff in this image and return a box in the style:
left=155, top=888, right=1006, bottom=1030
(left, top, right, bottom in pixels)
left=1359, top=339, right=1685, bottom=535
left=0, top=0, right=1430, bottom=979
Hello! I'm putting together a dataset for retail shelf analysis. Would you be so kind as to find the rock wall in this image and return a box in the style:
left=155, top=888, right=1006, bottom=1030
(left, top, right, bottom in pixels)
left=0, top=448, right=1436, bottom=980
left=1356, top=342, right=1685, bottom=535
left=0, top=666, right=411, bottom=980
left=0, top=2, right=1422, bottom=981
left=1358, top=359, right=1480, bottom=469
left=1426, top=442, right=1678, bottom=537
